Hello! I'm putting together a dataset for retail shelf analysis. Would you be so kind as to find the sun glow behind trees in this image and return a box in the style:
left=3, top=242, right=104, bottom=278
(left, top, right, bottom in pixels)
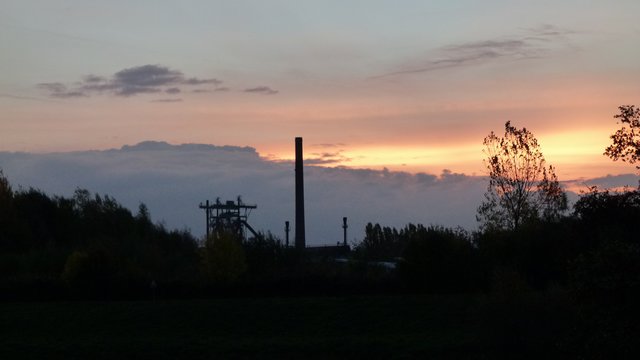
left=266, top=127, right=631, bottom=179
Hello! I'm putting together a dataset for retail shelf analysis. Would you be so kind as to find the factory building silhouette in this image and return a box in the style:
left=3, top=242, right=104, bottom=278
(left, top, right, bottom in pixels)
left=200, top=137, right=350, bottom=257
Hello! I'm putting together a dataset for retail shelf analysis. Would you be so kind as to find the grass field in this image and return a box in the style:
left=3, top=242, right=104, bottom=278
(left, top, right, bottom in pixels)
left=0, top=293, right=576, bottom=359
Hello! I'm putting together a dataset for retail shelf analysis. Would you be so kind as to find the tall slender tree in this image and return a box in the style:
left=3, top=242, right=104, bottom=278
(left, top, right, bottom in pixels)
left=477, top=121, right=567, bottom=230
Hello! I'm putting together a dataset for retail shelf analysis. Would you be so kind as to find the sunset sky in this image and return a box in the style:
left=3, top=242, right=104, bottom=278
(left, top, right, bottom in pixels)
left=2, top=0, right=640, bottom=180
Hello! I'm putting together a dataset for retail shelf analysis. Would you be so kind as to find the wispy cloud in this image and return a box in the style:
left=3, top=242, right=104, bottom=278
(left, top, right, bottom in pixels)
left=38, top=64, right=224, bottom=98
left=0, top=93, right=60, bottom=103
left=312, top=143, right=347, bottom=149
left=192, top=87, right=231, bottom=93
left=184, top=77, right=222, bottom=86
left=372, top=24, right=575, bottom=78
left=521, top=24, right=577, bottom=40
left=37, top=83, right=87, bottom=98
left=307, top=150, right=352, bottom=165
left=150, top=98, right=183, bottom=103
left=244, top=86, right=279, bottom=95
left=564, top=174, right=640, bottom=192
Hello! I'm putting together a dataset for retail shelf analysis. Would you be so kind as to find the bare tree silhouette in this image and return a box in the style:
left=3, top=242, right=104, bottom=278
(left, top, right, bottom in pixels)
left=477, top=121, right=567, bottom=230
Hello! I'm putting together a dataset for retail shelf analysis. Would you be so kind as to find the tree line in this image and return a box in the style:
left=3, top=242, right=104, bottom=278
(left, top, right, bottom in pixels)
left=0, top=105, right=638, bottom=300
left=0, top=180, right=201, bottom=298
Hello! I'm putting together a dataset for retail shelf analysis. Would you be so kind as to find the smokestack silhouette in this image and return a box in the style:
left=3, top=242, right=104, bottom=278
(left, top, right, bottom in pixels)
left=343, top=217, right=348, bottom=247
left=295, top=137, right=306, bottom=249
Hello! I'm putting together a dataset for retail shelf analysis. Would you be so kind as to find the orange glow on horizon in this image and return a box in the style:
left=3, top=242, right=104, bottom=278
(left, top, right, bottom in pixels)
left=260, top=127, right=636, bottom=180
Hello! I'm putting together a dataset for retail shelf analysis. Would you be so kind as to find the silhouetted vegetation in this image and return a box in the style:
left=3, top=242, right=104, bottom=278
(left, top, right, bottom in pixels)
left=2, top=108, right=639, bottom=356
left=399, top=225, right=481, bottom=293
left=605, top=104, right=640, bottom=173
left=0, top=171, right=200, bottom=299
left=1, top=165, right=638, bottom=292
left=477, top=121, right=567, bottom=231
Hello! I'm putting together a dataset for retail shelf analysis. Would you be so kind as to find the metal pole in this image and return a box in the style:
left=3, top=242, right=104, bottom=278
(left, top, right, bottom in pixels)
left=205, top=200, right=210, bottom=240
left=342, top=217, right=348, bottom=247
left=285, top=221, right=290, bottom=247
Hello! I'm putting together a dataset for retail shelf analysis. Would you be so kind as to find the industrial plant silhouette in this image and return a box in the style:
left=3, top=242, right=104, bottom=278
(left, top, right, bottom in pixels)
left=199, top=137, right=350, bottom=258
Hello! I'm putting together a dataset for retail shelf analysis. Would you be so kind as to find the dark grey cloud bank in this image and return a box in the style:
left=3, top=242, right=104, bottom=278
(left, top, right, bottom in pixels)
left=37, top=64, right=277, bottom=100
left=374, top=24, right=575, bottom=78
left=1, top=142, right=635, bottom=244
left=0, top=142, right=485, bottom=243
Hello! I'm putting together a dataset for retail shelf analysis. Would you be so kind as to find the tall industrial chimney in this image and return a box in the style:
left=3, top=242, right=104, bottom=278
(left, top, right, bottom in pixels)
left=295, top=137, right=306, bottom=249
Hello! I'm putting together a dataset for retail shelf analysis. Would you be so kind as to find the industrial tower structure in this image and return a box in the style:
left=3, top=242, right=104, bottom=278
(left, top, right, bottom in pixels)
left=199, top=197, right=258, bottom=241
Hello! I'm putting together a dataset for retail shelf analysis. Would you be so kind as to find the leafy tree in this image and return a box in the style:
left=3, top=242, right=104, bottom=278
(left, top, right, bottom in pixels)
left=201, top=231, right=247, bottom=283
left=0, top=169, right=15, bottom=249
left=355, top=223, right=405, bottom=261
left=604, top=105, right=640, bottom=174
left=0, top=169, right=11, bottom=204
left=243, top=232, right=292, bottom=280
left=572, top=187, right=640, bottom=247
left=478, top=121, right=567, bottom=230
left=567, top=186, right=640, bottom=356
left=136, top=203, right=151, bottom=224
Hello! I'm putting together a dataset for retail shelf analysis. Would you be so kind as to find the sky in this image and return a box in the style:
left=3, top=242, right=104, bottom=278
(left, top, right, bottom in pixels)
left=1, top=1, right=639, bottom=177
left=1, top=1, right=640, bottom=239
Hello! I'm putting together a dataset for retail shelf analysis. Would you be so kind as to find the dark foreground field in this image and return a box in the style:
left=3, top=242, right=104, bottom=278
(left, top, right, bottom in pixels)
left=0, top=292, right=588, bottom=359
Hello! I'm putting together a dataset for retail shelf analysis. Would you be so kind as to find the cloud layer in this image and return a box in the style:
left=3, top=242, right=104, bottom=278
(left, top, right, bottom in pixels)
left=0, top=141, right=638, bottom=244
left=1, top=141, right=636, bottom=244
left=0, top=142, right=485, bottom=243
